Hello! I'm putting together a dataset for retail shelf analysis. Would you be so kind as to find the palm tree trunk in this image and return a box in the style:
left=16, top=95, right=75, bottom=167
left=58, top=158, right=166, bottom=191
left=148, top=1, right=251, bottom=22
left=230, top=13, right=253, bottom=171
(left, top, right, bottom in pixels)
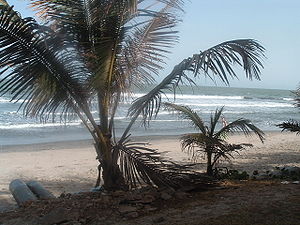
left=96, top=93, right=127, bottom=190
left=98, top=93, right=109, bottom=134
left=102, top=157, right=127, bottom=191
left=206, top=151, right=213, bottom=176
left=94, top=140, right=127, bottom=190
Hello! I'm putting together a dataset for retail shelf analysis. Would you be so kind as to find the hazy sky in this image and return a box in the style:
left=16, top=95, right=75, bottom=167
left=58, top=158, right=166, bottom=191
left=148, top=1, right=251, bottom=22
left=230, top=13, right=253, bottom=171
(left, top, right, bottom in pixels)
left=9, top=0, right=300, bottom=90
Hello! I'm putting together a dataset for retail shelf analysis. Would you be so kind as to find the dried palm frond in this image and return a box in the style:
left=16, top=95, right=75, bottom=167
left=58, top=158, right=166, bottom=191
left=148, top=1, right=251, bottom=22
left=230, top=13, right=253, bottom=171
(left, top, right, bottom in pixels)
left=115, top=136, right=213, bottom=189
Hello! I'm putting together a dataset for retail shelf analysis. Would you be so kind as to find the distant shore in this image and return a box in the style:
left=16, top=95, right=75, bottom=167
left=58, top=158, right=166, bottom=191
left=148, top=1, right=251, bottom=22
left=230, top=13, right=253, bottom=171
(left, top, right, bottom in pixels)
left=1, top=131, right=299, bottom=211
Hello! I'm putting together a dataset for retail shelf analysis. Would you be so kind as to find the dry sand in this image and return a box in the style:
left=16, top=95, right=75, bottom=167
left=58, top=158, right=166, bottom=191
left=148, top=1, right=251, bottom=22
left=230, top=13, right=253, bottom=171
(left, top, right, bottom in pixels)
left=0, top=132, right=299, bottom=211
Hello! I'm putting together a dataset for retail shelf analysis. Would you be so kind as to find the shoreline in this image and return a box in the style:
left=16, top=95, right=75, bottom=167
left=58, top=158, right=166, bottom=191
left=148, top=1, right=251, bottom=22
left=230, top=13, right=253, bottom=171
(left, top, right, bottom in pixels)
left=0, top=130, right=284, bottom=151
left=1, top=131, right=299, bottom=211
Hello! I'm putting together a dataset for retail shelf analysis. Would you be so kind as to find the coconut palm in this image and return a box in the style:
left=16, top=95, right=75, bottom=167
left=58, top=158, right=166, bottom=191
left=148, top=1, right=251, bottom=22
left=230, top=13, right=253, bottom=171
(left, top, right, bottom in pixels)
left=0, top=0, right=265, bottom=190
left=277, top=87, right=300, bottom=134
left=165, top=104, right=265, bottom=176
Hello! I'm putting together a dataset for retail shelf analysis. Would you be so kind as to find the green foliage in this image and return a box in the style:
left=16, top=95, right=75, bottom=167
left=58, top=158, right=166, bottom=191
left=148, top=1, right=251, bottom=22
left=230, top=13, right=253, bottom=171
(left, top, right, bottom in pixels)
left=165, top=104, right=265, bottom=176
left=277, top=87, right=300, bottom=134
left=0, top=1, right=265, bottom=189
left=274, top=167, right=300, bottom=180
left=128, top=40, right=265, bottom=127
left=277, top=120, right=300, bottom=134
left=214, top=168, right=250, bottom=180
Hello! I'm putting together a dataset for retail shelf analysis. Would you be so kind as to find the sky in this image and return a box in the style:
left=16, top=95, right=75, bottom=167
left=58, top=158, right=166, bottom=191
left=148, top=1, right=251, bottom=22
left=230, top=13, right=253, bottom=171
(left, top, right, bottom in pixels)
left=7, top=0, right=300, bottom=90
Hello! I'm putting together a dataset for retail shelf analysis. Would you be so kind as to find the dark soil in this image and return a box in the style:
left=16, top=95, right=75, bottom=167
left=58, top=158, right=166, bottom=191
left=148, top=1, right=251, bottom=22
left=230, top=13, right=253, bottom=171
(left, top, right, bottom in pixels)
left=0, top=180, right=299, bottom=225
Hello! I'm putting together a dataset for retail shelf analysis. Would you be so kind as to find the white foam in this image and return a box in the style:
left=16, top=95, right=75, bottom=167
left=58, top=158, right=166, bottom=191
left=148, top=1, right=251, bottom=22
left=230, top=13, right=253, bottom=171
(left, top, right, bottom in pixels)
left=0, top=99, right=29, bottom=103
left=4, top=111, right=19, bottom=115
left=132, top=93, right=244, bottom=101
left=181, top=102, right=293, bottom=108
left=0, top=97, right=10, bottom=103
left=283, top=98, right=294, bottom=101
left=0, top=122, right=82, bottom=129
left=114, top=116, right=127, bottom=120
left=151, top=119, right=188, bottom=122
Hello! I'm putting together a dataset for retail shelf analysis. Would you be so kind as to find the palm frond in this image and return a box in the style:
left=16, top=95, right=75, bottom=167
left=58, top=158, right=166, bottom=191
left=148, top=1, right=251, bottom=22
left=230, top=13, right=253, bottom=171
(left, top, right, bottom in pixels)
left=115, top=136, right=212, bottom=189
left=165, top=103, right=207, bottom=134
left=0, top=6, right=89, bottom=121
left=291, top=87, right=300, bottom=109
left=30, top=0, right=90, bottom=45
left=126, top=59, right=194, bottom=130
left=117, top=5, right=181, bottom=93
left=215, top=118, right=265, bottom=142
left=277, top=120, right=300, bottom=134
left=153, top=0, right=184, bottom=11
left=180, top=133, right=210, bottom=161
left=30, top=0, right=135, bottom=30
left=0, top=0, right=8, bottom=6
left=30, top=1, right=129, bottom=80
left=212, top=142, right=253, bottom=167
left=209, top=106, right=224, bottom=136
left=127, top=39, right=264, bottom=127
left=190, top=39, right=265, bottom=84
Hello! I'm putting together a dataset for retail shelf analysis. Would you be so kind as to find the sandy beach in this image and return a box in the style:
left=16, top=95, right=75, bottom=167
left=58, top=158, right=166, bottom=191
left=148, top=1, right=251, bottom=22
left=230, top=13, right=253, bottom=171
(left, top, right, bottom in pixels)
left=0, top=132, right=299, bottom=211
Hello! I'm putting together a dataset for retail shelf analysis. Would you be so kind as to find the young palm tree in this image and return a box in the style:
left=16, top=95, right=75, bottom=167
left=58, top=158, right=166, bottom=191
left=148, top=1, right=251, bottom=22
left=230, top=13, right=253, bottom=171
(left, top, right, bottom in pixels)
left=0, top=0, right=265, bottom=190
left=277, top=87, right=300, bottom=134
left=165, top=104, right=265, bottom=176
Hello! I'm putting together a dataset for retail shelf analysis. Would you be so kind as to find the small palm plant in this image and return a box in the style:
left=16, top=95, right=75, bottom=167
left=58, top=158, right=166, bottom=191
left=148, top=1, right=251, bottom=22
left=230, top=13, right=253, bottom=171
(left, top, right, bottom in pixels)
left=277, top=87, right=300, bottom=134
left=165, top=103, right=265, bottom=176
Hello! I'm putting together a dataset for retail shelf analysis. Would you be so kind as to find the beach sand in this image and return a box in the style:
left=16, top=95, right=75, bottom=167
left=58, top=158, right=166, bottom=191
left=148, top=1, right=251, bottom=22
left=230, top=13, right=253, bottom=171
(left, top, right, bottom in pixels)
left=0, top=132, right=299, bottom=211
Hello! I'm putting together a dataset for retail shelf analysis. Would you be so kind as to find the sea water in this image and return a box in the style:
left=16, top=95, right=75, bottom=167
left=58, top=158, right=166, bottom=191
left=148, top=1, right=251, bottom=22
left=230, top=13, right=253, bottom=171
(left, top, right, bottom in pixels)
left=0, top=85, right=299, bottom=145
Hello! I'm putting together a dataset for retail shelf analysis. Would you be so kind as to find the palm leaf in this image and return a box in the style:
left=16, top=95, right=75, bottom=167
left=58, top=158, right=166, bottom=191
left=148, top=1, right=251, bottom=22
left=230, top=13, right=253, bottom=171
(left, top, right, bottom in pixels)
left=30, top=1, right=129, bottom=82
left=180, top=133, right=210, bottom=161
left=126, top=59, right=194, bottom=132
left=30, top=0, right=90, bottom=47
left=118, top=6, right=181, bottom=91
left=127, top=39, right=265, bottom=126
left=209, top=106, right=224, bottom=136
left=192, top=39, right=265, bottom=84
left=215, top=118, right=265, bottom=142
left=211, top=142, right=253, bottom=167
left=277, top=120, right=300, bottom=134
left=291, top=87, right=300, bottom=109
left=154, top=0, right=184, bottom=11
left=115, top=136, right=213, bottom=189
left=0, top=6, right=89, bottom=122
left=0, top=0, right=8, bottom=6
left=165, top=103, right=207, bottom=134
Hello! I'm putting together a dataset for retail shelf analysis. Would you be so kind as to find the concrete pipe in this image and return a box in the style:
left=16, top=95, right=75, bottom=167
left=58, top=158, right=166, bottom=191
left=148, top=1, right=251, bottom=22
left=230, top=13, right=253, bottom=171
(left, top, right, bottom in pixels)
left=9, top=179, right=37, bottom=206
left=26, top=181, right=55, bottom=199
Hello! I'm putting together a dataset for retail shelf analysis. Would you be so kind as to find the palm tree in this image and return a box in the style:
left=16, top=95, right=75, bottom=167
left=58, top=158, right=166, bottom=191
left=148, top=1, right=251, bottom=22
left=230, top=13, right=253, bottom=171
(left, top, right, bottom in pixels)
left=277, top=87, right=300, bottom=134
left=165, top=104, right=265, bottom=176
left=0, top=0, right=265, bottom=190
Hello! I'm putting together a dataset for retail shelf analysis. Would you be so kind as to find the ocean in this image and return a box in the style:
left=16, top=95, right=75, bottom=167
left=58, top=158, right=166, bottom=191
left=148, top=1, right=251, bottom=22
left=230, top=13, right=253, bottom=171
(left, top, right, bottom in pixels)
left=1, top=85, right=299, bottom=146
